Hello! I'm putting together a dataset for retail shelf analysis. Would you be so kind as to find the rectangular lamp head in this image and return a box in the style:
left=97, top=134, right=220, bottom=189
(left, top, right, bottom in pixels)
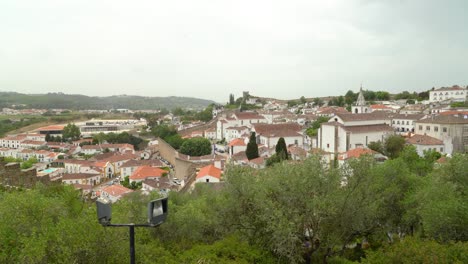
left=147, top=197, right=168, bottom=226
left=96, top=199, right=112, bottom=225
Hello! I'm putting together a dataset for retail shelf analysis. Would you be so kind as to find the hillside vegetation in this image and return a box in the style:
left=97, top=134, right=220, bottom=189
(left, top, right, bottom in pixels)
left=0, top=148, right=466, bottom=263
left=0, top=92, right=215, bottom=110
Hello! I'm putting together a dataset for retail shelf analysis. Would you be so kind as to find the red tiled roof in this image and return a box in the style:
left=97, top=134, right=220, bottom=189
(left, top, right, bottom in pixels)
left=233, top=112, right=265, bottom=120
left=197, top=164, right=222, bottom=179
left=228, top=138, right=246, bottom=147
left=94, top=161, right=109, bottom=168
left=253, top=123, right=303, bottom=138
left=143, top=178, right=173, bottom=190
left=406, top=134, right=443, bottom=145
left=129, top=166, right=167, bottom=180
left=3, top=135, right=27, bottom=141
left=121, top=159, right=164, bottom=168
left=231, top=151, right=248, bottom=161
left=439, top=111, right=468, bottom=116
left=433, top=85, right=466, bottom=91
left=370, top=104, right=392, bottom=109
left=335, top=112, right=391, bottom=122
left=416, top=115, right=468, bottom=124
left=98, top=153, right=139, bottom=163
left=390, top=114, right=425, bottom=120
left=101, top=185, right=133, bottom=197
left=343, top=124, right=393, bottom=133
left=82, top=144, right=134, bottom=150
left=288, top=146, right=307, bottom=157
left=248, top=157, right=265, bottom=165
left=36, top=125, right=65, bottom=131
left=338, top=148, right=377, bottom=160
left=21, top=140, right=45, bottom=145
left=225, top=126, right=249, bottom=132
left=317, top=107, right=348, bottom=114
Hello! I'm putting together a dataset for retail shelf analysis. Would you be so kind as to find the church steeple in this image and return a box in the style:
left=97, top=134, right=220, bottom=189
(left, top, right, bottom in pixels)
left=352, top=84, right=369, bottom=114
left=355, top=84, right=366, bottom=106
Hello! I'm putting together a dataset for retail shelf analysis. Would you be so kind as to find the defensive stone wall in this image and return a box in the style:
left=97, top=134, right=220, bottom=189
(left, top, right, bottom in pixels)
left=0, top=157, right=51, bottom=188
left=157, top=137, right=177, bottom=165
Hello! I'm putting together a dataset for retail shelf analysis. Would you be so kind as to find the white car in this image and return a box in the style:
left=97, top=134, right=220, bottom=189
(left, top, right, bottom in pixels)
left=173, top=178, right=181, bottom=185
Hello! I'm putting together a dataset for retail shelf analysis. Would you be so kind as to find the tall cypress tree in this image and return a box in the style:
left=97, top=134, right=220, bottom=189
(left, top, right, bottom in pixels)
left=275, top=137, right=288, bottom=160
left=246, top=132, right=259, bottom=160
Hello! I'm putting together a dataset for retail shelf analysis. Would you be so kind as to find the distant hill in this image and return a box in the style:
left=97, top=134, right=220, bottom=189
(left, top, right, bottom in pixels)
left=0, top=92, right=215, bottom=110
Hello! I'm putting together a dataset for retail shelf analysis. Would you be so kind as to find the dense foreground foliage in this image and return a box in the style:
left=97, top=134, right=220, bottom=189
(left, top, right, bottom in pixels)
left=0, top=148, right=466, bottom=263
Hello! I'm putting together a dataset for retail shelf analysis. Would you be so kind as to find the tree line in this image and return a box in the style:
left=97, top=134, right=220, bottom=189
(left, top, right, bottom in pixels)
left=151, top=124, right=212, bottom=156
left=1, top=146, right=465, bottom=263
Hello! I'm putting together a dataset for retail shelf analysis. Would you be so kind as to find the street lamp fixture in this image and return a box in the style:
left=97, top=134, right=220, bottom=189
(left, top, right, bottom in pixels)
left=96, top=197, right=168, bottom=264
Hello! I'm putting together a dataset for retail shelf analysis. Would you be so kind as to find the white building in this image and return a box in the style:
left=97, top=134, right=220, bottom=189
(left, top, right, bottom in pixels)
left=429, top=86, right=467, bottom=102
left=216, top=112, right=267, bottom=140
left=406, top=134, right=445, bottom=156
left=195, top=164, right=222, bottom=183
left=224, top=126, right=249, bottom=143
left=414, top=114, right=468, bottom=154
left=251, top=123, right=304, bottom=149
left=62, top=173, right=101, bottom=186
left=390, top=114, right=426, bottom=134
left=228, top=138, right=247, bottom=157
left=318, top=112, right=394, bottom=155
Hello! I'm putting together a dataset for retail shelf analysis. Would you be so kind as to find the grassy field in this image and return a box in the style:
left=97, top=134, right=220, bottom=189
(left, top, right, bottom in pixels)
left=1, top=114, right=85, bottom=136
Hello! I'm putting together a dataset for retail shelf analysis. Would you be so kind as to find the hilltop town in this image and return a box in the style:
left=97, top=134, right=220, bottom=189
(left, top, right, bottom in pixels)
left=0, top=85, right=467, bottom=201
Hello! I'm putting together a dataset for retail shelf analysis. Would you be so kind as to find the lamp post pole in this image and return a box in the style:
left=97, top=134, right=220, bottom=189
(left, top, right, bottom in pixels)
left=103, top=223, right=157, bottom=264
left=129, top=225, right=135, bottom=264
left=96, top=198, right=168, bottom=264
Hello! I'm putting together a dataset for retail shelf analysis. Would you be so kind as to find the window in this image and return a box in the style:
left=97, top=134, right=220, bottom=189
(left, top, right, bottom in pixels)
left=407, top=121, right=410, bottom=125
left=392, top=120, right=395, bottom=124
left=419, top=125, right=422, bottom=130
left=426, top=126, right=430, bottom=131
left=434, top=126, right=438, bottom=132
left=326, top=143, right=330, bottom=148
left=443, top=127, right=447, bottom=132
left=440, top=147, right=443, bottom=152
left=397, top=121, right=400, bottom=125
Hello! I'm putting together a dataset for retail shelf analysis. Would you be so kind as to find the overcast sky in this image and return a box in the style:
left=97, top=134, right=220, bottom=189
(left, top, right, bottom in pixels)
left=1, top=0, right=467, bottom=103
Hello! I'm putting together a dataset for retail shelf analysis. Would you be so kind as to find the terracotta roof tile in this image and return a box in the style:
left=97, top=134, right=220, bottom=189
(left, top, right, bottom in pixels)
left=101, top=185, right=133, bottom=197
left=406, top=134, right=443, bottom=145
left=416, top=115, right=468, bottom=124
left=343, top=124, right=393, bottom=133
left=335, top=112, right=391, bottom=122
left=233, top=112, right=265, bottom=120
left=228, top=138, right=246, bottom=147
left=197, top=164, right=222, bottom=179
left=35, top=125, right=65, bottom=131
left=253, top=123, right=303, bottom=138
left=433, top=86, right=466, bottom=91
left=338, top=148, right=377, bottom=160
left=129, top=166, right=167, bottom=180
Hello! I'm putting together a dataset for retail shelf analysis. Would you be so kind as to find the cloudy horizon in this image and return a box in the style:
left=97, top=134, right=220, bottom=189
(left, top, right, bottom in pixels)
left=1, top=0, right=467, bottom=103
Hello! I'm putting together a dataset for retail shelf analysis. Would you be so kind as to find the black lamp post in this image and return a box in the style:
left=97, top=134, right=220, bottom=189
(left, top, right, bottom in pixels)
left=96, top=197, right=168, bottom=264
